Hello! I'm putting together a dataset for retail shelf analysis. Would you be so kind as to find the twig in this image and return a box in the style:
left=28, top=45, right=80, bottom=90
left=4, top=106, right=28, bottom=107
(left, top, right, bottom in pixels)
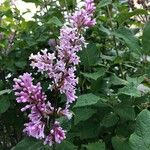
left=107, top=5, right=124, bottom=78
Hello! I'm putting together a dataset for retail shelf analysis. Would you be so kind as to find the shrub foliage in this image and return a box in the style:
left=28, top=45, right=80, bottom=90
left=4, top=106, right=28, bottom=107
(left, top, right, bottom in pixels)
left=0, top=0, right=150, bottom=150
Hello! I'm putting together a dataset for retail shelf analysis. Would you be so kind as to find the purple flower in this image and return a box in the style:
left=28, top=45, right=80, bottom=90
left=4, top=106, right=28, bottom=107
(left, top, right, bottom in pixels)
left=44, top=101, right=54, bottom=115
left=30, top=49, right=56, bottom=76
left=13, top=73, right=47, bottom=140
left=58, top=67, right=78, bottom=103
left=70, top=0, right=96, bottom=28
left=48, top=39, right=58, bottom=48
left=23, top=121, right=45, bottom=139
left=44, top=134, right=53, bottom=146
left=57, top=106, right=72, bottom=119
left=28, top=106, right=43, bottom=122
left=13, top=73, right=46, bottom=103
left=13, top=0, right=96, bottom=146
left=51, top=121, right=66, bottom=144
left=85, top=0, right=96, bottom=14
left=44, top=121, right=66, bottom=146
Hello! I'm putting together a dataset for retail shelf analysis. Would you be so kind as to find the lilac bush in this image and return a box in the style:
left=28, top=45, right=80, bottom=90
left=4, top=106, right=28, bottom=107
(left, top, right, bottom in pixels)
left=13, top=0, right=95, bottom=146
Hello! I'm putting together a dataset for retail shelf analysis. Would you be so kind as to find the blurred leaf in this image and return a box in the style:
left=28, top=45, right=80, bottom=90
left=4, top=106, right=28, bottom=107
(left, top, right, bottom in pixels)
left=22, top=0, right=41, bottom=4
left=85, top=141, right=105, bottom=150
left=74, top=108, right=96, bottom=125
left=56, top=140, right=76, bottom=150
left=59, top=0, right=76, bottom=9
left=81, top=68, right=106, bottom=81
left=0, top=99, right=10, bottom=114
left=74, top=120, right=100, bottom=139
left=114, top=104, right=136, bottom=120
left=57, top=117, right=71, bottom=131
left=118, top=83, right=141, bottom=97
left=112, top=136, right=131, bottom=150
left=98, top=0, right=112, bottom=8
left=116, top=9, right=148, bottom=25
left=129, top=109, right=150, bottom=150
left=101, top=113, right=119, bottom=127
left=142, top=21, right=150, bottom=55
left=15, top=61, right=27, bottom=69
left=74, top=93, right=100, bottom=108
left=99, top=24, right=111, bottom=35
left=11, top=137, right=48, bottom=150
left=110, top=74, right=127, bottom=85
left=118, top=76, right=144, bottom=97
left=79, top=43, right=99, bottom=67
left=126, top=76, right=144, bottom=86
left=114, top=27, right=141, bottom=57
left=0, top=89, right=11, bottom=96
left=47, top=16, right=63, bottom=27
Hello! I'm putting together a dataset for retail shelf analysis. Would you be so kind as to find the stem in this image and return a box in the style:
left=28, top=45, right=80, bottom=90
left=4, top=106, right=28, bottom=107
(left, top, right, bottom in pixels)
left=52, top=105, right=56, bottom=148
left=107, top=5, right=124, bottom=78
left=53, top=142, right=56, bottom=150
left=0, top=69, right=7, bottom=87
left=106, top=5, right=118, bottom=56
left=51, top=88, right=59, bottom=150
left=6, top=30, right=17, bottom=55
left=65, top=0, right=69, bottom=16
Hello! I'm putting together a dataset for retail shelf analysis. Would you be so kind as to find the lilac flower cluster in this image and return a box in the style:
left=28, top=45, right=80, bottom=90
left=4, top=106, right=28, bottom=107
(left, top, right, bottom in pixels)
left=13, top=73, right=69, bottom=144
left=13, top=0, right=95, bottom=146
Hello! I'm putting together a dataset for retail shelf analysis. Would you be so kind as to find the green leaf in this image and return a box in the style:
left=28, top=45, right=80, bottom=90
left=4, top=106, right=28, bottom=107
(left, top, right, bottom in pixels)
left=59, top=0, right=76, bottom=9
left=74, top=108, right=96, bottom=125
left=129, top=109, right=150, bottom=150
left=0, top=89, right=11, bottom=96
left=0, top=99, right=10, bottom=114
left=56, top=117, right=71, bottom=131
left=56, top=140, right=76, bottom=150
left=99, top=24, right=111, bottom=35
left=74, top=120, right=100, bottom=139
left=111, top=110, right=150, bottom=150
left=118, top=83, right=141, bottom=97
left=22, top=0, right=41, bottom=4
left=142, top=21, right=150, bottom=55
left=79, top=43, right=99, bottom=67
left=101, top=54, right=115, bottom=61
left=116, top=9, right=148, bottom=25
left=85, top=141, right=105, bottom=150
left=15, top=61, right=26, bottom=69
left=114, top=104, right=135, bottom=120
left=97, top=0, right=112, bottom=8
left=11, top=137, right=47, bottom=150
left=126, top=76, right=144, bottom=86
left=118, top=76, right=144, bottom=97
left=101, top=113, right=119, bottom=127
left=74, top=93, right=100, bottom=108
left=47, top=16, right=63, bottom=27
left=112, top=136, right=131, bottom=150
left=81, top=68, right=106, bottom=81
left=114, top=27, right=141, bottom=57
left=110, top=74, right=127, bottom=85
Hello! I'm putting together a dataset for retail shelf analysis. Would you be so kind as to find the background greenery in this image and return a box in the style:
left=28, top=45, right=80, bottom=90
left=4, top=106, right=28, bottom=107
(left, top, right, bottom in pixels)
left=0, top=0, right=150, bottom=149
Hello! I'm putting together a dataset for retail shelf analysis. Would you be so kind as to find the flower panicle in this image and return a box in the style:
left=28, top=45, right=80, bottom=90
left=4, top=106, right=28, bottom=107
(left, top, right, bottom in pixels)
left=13, top=0, right=96, bottom=146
